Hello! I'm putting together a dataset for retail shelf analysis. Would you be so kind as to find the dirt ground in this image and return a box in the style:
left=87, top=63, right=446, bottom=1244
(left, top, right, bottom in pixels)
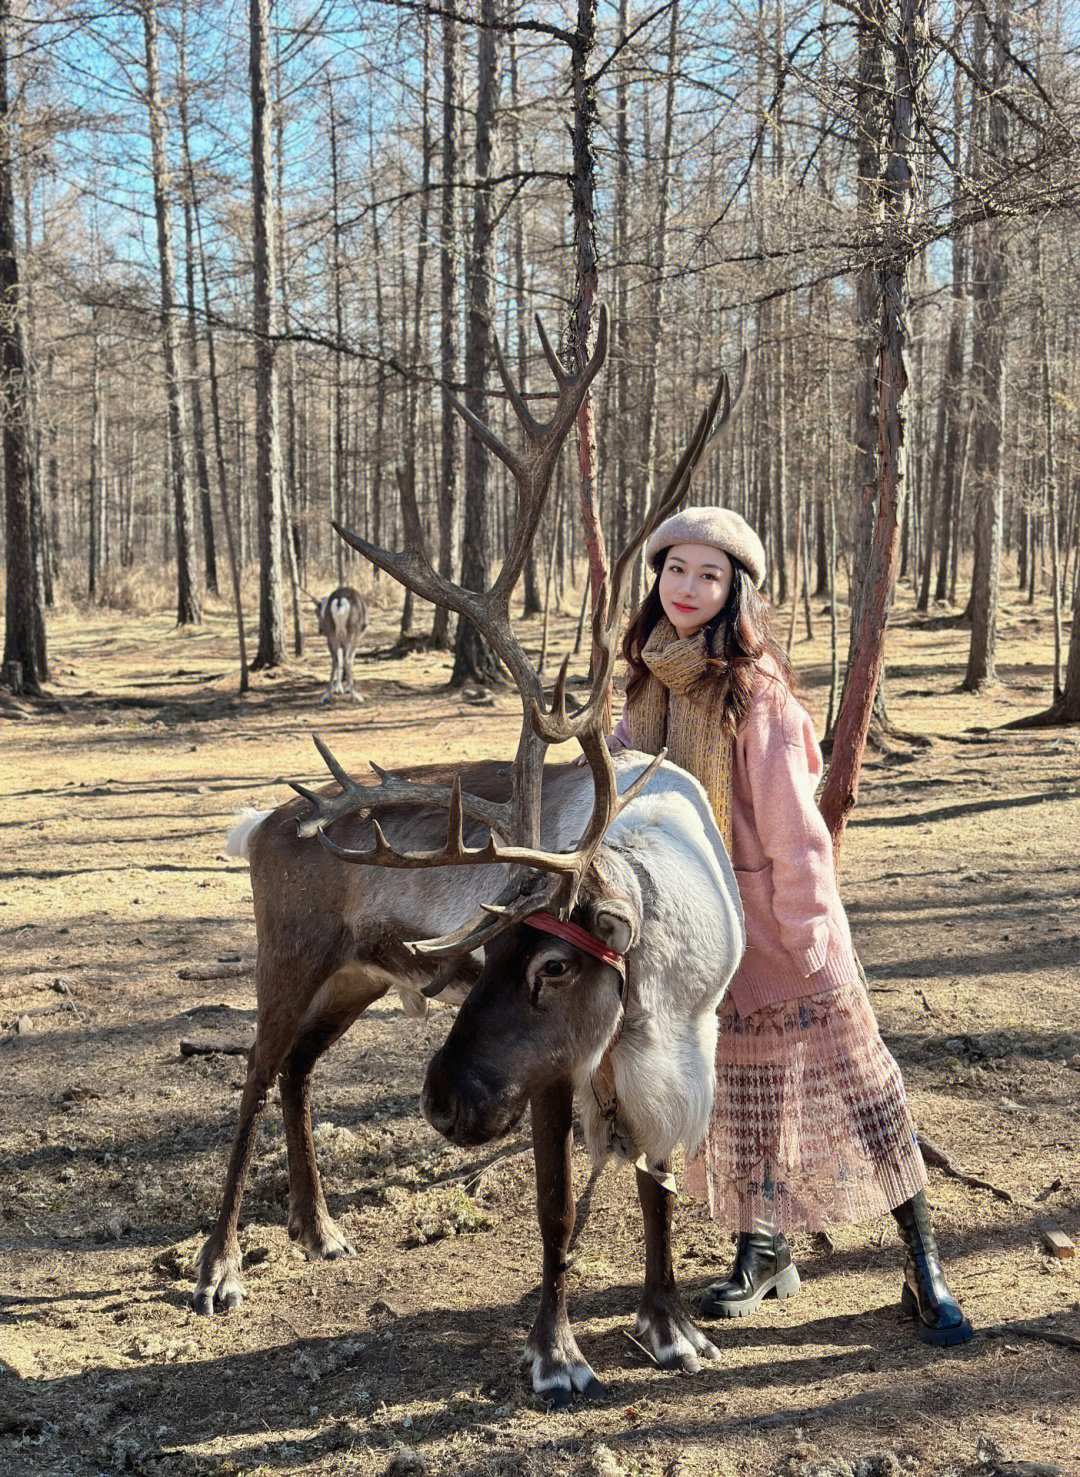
left=2, top=572, right=1078, bottom=1477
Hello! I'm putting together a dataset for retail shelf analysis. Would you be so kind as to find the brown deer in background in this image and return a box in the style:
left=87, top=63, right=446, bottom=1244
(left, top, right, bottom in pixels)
left=314, top=586, right=366, bottom=703
left=198, top=307, right=747, bottom=1402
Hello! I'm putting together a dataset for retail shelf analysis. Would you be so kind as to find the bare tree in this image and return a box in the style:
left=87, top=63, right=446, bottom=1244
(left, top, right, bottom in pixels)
left=963, top=1, right=1009, bottom=690
left=821, top=0, right=926, bottom=852
left=249, top=0, right=284, bottom=668
left=451, top=0, right=502, bottom=688
left=139, top=0, right=199, bottom=625
left=568, top=0, right=611, bottom=710
left=431, top=5, right=460, bottom=649
left=0, top=0, right=44, bottom=693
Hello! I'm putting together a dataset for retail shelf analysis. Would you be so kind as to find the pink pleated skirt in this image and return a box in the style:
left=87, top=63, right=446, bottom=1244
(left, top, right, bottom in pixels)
left=684, top=975, right=927, bottom=1232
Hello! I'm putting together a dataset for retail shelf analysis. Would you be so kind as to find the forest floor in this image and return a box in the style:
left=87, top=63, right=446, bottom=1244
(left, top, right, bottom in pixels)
left=1, top=572, right=1079, bottom=1477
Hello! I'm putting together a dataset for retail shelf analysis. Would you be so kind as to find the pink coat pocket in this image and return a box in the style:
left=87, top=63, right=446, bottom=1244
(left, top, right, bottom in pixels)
left=733, top=863, right=783, bottom=964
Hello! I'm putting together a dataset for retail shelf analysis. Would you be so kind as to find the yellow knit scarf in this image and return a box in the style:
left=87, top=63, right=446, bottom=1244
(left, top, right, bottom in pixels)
left=624, top=617, right=735, bottom=857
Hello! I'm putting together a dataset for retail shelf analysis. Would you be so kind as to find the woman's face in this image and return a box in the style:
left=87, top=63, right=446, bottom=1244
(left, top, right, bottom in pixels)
left=658, top=542, right=734, bottom=639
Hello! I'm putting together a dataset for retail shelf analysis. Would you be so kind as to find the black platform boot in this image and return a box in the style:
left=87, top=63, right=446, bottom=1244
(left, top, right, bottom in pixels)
left=893, top=1192, right=973, bottom=1346
left=700, top=1231, right=801, bottom=1319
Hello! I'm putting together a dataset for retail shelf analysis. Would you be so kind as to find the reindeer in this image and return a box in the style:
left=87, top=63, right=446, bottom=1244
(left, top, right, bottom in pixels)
left=196, top=307, right=747, bottom=1401
left=313, top=586, right=366, bottom=703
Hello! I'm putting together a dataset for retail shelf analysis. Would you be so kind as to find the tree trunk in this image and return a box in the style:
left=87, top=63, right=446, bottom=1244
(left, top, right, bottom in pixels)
left=510, top=32, right=541, bottom=620
left=612, top=0, right=631, bottom=594
left=271, top=18, right=301, bottom=654
left=1036, top=237, right=1063, bottom=699
left=88, top=323, right=102, bottom=598
left=847, top=0, right=885, bottom=655
left=194, top=194, right=248, bottom=691
left=0, top=0, right=45, bottom=693
left=922, top=98, right=966, bottom=614
left=963, top=2, right=1008, bottom=690
left=568, top=0, right=610, bottom=715
left=432, top=5, right=459, bottom=648
left=398, top=8, right=433, bottom=648
left=451, top=0, right=502, bottom=688
left=633, top=0, right=678, bottom=606
left=178, top=4, right=217, bottom=599
left=141, top=0, right=199, bottom=626
left=821, top=0, right=924, bottom=854
left=249, top=0, right=284, bottom=667
left=327, top=75, right=346, bottom=589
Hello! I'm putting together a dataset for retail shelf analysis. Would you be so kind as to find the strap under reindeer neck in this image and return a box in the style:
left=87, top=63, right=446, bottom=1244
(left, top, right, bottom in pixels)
left=624, top=618, right=734, bottom=856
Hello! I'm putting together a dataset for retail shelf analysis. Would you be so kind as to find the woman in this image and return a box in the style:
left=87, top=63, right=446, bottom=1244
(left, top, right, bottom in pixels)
left=607, top=505, right=972, bottom=1347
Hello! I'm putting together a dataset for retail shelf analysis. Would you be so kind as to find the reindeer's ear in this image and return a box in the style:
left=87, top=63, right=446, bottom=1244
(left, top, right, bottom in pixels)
left=590, top=898, right=639, bottom=957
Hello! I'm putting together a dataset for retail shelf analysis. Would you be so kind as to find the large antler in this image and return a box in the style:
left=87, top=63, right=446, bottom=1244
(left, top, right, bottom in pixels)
left=295, top=308, right=747, bottom=959
left=296, top=308, right=607, bottom=849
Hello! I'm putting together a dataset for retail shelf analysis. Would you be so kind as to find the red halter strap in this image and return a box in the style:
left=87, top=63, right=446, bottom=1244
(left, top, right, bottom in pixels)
left=524, top=911, right=627, bottom=982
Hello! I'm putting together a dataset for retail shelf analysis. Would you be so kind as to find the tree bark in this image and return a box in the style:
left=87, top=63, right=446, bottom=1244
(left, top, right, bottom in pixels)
left=432, top=5, right=459, bottom=648
left=568, top=0, right=610, bottom=717
left=451, top=0, right=502, bottom=688
left=847, top=0, right=885, bottom=655
left=821, top=0, right=924, bottom=854
left=633, top=0, right=678, bottom=606
left=249, top=0, right=284, bottom=668
left=178, top=2, right=217, bottom=598
left=963, top=1, right=1008, bottom=689
left=0, top=0, right=45, bottom=693
left=510, top=31, right=541, bottom=619
left=140, top=0, right=199, bottom=626
left=193, top=186, right=248, bottom=691
left=327, top=74, right=346, bottom=589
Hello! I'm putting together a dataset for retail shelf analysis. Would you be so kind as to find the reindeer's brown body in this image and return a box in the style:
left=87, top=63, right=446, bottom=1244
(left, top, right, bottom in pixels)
left=199, top=755, right=745, bottom=1404
left=195, top=760, right=587, bottom=1314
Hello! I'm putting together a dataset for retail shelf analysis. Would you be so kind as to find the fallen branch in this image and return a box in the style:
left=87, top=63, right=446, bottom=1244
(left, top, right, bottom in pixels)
left=985, top=1321, right=1080, bottom=1353
left=423, top=1141, right=532, bottom=1193
left=917, top=1134, right=1015, bottom=1203
left=621, top=1329, right=660, bottom=1367
left=180, top=1034, right=254, bottom=1058
left=177, top=961, right=251, bottom=981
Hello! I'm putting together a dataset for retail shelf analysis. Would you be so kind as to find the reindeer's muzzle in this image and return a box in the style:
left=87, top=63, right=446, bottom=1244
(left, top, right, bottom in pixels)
left=422, top=1048, right=526, bottom=1146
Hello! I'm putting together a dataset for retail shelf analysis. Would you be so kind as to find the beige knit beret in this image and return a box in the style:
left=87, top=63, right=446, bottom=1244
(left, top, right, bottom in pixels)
left=644, top=505, right=766, bottom=588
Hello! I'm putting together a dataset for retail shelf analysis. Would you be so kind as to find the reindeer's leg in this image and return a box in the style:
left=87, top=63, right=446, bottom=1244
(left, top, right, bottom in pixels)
left=634, top=1164, right=719, bottom=1372
left=321, top=650, right=335, bottom=705
left=523, top=1080, right=605, bottom=1407
left=344, top=643, right=362, bottom=703
left=193, top=1032, right=285, bottom=1315
left=280, top=963, right=389, bottom=1258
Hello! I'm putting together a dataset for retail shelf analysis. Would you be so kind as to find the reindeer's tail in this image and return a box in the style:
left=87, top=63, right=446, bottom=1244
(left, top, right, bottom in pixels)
left=225, top=809, right=271, bottom=860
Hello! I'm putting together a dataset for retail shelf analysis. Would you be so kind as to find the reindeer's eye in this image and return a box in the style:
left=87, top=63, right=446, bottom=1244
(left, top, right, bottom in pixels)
left=529, top=956, right=573, bottom=1005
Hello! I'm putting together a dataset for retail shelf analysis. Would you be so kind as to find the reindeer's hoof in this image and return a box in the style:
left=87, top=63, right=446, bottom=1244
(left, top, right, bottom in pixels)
left=523, top=1332, right=605, bottom=1407
left=579, top=1375, right=610, bottom=1404
left=635, top=1290, right=720, bottom=1373
left=192, top=1252, right=244, bottom=1316
left=287, top=1211, right=355, bottom=1261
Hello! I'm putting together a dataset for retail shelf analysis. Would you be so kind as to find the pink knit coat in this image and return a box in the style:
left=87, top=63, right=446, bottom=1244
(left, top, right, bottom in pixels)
left=612, top=659, right=860, bottom=1015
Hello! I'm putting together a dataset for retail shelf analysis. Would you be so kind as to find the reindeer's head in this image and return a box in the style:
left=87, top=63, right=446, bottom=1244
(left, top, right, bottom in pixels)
left=422, top=875, right=639, bottom=1145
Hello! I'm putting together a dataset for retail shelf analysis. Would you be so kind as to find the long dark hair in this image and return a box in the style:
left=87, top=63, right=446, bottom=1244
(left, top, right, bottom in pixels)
left=621, top=551, right=798, bottom=736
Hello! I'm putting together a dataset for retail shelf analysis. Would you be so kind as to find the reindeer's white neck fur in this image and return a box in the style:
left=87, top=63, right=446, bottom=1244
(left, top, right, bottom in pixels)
left=556, top=757, right=745, bottom=1168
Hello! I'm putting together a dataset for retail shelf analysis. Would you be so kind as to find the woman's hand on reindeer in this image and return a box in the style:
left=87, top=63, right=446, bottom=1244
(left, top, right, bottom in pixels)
left=576, top=732, right=625, bottom=766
